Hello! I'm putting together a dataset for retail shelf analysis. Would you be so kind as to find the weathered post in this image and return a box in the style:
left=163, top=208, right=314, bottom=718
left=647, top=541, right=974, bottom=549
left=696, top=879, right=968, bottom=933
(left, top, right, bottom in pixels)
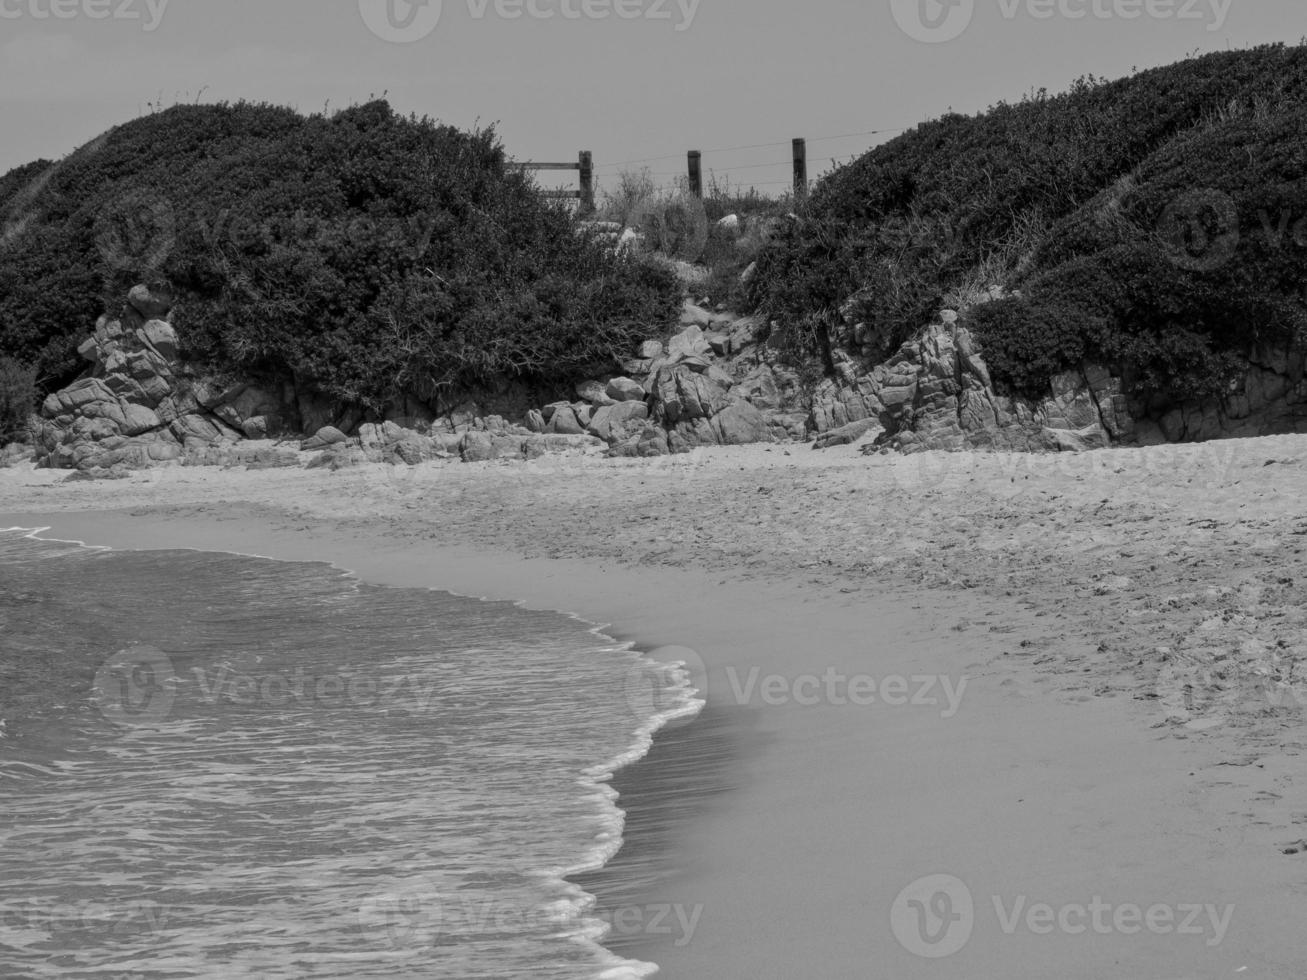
left=687, top=150, right=703, bottom=198
left=792, top=138, right=808, bottom=202
left=579, top=150, right=594, bottom=214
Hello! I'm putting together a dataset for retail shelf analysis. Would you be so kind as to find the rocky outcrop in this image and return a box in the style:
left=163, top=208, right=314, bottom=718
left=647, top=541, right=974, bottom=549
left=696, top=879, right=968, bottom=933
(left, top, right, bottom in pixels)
left=36, top=284, right=246, bottom=475
left=1132, top=344, right=1307, bottom=444
left=809, top=310, right=1307, bottom=453
left=504, top=299, right=802, bottom=458
left=808, top=318, right=1136, bottom=454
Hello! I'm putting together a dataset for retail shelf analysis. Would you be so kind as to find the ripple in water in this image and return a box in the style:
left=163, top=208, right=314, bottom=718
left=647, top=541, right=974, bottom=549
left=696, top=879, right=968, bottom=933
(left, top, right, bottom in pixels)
left=0, top=528, right=701, bottom=979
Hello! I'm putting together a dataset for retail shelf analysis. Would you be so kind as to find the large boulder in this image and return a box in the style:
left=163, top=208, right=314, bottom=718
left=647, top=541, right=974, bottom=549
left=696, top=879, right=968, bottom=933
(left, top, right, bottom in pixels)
left=667, top=325, right=712, bottom=362
left=712, top=401, right=776, bottom=446
left=588, top=401, right=650, bottom=444
left=547, top=406, right=586, bottom=436
left=651, top=365, right=731, bottom=425
left=606, top=377, right=646, bottom=403
left=301, top=426, right=349, bottom=452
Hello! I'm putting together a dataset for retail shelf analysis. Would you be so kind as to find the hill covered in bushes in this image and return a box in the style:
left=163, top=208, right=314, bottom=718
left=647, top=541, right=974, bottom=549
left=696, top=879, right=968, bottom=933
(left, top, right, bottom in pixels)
left=747, top=44, right=1307, bottom=407
left=0, top=100, right=679, bottom=415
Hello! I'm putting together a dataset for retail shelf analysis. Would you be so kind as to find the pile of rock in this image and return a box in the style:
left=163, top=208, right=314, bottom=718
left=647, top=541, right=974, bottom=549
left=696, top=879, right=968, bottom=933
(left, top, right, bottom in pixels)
left=35, top=284, right=244, bottom=476
left=806, top=314, right=1134, bottom=454
left=508, top=300, right=811, bottom=458
left=302, top=417, right=606, bottom=470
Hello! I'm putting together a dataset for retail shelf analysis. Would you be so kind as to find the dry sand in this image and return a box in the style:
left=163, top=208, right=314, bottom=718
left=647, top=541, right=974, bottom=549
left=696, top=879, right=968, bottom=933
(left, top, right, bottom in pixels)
left=2, top=434, right=1305, bottom=978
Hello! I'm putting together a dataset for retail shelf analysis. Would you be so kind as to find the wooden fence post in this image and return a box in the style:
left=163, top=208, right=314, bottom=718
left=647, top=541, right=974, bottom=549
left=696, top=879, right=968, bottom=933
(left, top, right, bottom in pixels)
left=687, top=150, right=703, bottom=198
left=578, top=150, right=594, bottom=214
left=792, top=138, right=808, bottom=202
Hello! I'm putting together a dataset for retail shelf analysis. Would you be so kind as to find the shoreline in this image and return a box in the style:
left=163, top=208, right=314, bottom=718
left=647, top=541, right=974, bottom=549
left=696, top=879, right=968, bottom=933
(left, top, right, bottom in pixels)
left=3, top=436, right=1306, bottom=976
left=0, top=520, right=703, bottom=980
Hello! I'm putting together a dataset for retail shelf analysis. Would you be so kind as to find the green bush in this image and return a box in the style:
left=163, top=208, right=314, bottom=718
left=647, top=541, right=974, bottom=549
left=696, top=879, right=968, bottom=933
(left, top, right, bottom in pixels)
left=0, top=358, right=37, bottom=443
left=748, top=44, right=1307, bottom=401
left=0, top=100, right=680, bottom=410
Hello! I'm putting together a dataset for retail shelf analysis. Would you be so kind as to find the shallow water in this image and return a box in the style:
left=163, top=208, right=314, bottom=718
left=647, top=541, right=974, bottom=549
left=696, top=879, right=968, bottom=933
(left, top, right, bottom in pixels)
left=0, top=528, right=700, bottom=979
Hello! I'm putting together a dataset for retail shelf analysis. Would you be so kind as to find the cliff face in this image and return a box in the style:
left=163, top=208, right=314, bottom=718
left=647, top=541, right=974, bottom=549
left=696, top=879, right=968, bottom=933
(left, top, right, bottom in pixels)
left=1135, top=344, right=1307, bottom=444
left=807, top=316, right=1307, bottom=454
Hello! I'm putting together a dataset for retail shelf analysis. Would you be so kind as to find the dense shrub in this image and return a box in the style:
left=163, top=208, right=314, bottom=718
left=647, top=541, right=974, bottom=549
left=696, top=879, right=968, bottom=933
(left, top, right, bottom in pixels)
left=0, top=358, right=36, bottom=443
left=748, top=44, right=1307, bottom=401
left=0, top=101, right=680, bottom=409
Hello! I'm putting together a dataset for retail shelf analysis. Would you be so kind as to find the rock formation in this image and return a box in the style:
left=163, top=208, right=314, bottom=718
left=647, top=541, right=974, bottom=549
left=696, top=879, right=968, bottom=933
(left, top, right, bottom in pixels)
left=36, top=284, right=240, bottom=476
left=31, top=278, right=1305, bottom=479
left=808, top=311, right=1307, bottom=454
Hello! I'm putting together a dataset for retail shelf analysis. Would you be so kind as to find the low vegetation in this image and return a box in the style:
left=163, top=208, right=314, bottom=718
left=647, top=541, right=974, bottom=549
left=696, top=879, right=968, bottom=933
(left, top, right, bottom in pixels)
left=0, top=100, right=681, bottom=410
left=0, top=357, right=36, bottom=444
left=747, top=44, right=1307, bottom=402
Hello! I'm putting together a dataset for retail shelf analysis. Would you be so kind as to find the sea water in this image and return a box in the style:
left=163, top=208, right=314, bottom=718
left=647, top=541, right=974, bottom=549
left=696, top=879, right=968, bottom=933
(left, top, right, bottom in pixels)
left=0, top=527, right=701, bottom=979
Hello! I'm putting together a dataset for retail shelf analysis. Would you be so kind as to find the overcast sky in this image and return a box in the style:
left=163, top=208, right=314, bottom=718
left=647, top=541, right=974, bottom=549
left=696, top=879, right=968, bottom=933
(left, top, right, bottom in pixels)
left=0, top=0, right=1302, bottom=194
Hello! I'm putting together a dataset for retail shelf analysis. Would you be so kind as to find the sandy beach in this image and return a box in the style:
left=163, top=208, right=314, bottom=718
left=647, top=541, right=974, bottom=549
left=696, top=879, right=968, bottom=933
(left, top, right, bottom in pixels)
left=3, top=435, right=1306, bottom=978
